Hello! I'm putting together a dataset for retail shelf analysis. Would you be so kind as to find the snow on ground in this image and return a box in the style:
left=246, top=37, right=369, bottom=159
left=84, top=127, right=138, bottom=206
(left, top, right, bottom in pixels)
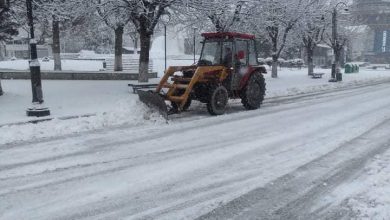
left=311, top=147, right=390, bottom=220
left=0, top=80, right=165, bottom=145
left=0, top=59, right=104, bottom=71
left=347, top=151, right=390, bottom=219
left=0, top=81, right=390, bottom=219
left=1, top=67, right=390, bottom=146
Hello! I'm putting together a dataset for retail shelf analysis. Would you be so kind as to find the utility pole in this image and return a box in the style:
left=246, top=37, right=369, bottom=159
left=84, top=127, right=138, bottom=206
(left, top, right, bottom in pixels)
left=193, top=27, right=197, bottom=63
left=161, top=12, right=171, bottom=72
left=26, top=0, right=50, bottom=117
left=164, top=24, right=167, bottom=71
left=331, top=7, right=337, bottom=80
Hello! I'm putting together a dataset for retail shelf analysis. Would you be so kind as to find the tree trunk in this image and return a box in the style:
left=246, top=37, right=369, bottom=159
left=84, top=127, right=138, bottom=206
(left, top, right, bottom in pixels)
left=114, top=26, right=124, bottom=71
left=133, top=36, right=138, bottom=53
left=272, top=55, right=278, bottom=78
left=52, top=19, right=62, bottom=71
left=307, top=46, right=314, bottom=76
left=335, top=49, right=341, bottom=68
left=138, top=30, right=152, bottom=82
left=0, top=80, right=3, bottom=96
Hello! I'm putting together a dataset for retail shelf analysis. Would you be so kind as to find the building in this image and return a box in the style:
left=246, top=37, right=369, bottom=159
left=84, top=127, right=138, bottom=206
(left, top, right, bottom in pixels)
left=4, top=37, right=51, bottom=59
left=352, top=0, right=390, bottom=63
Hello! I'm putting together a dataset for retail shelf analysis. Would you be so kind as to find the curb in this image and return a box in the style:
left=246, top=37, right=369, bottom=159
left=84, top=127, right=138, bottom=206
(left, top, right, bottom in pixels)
left=0, top=113, right=95, bottom=128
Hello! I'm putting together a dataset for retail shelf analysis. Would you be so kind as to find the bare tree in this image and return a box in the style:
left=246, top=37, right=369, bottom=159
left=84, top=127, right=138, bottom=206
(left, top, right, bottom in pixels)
left=249, top=0, right=317, bottom=78
left=296, top=2, right=328, bottom=76
left=121, top=0, right=177, bottom=82
left=0, top=0, right=19, bottom=96
left=182, top=0, right=248, bottom=32
left=31, top=0, right=94, bottom=71
left=96, top=0, right=130, bottom=71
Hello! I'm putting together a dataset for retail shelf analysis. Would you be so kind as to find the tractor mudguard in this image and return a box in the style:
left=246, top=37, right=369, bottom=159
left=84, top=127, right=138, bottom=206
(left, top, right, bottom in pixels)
left=239, top=66, right=266, bottom=90
left=138, top=90, right=168, bottom=119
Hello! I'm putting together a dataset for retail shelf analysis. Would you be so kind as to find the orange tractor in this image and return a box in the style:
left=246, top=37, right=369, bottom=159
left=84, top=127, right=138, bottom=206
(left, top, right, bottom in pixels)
left=138, top=32, right=267, bottom=118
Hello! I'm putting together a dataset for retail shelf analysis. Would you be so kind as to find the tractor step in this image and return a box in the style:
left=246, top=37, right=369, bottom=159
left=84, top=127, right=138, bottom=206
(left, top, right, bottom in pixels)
left=172, top=77, right=192, bottom=83
left=169, top=96, right=184, bottom=102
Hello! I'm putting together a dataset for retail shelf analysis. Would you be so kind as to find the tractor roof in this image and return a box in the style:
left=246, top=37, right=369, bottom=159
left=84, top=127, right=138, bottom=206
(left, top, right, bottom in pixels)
left=201, top=32, right=255, bottom=40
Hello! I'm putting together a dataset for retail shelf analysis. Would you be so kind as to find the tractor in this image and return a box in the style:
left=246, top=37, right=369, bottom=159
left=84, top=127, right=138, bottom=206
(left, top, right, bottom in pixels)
left=138, top=32, right=267, bottom=118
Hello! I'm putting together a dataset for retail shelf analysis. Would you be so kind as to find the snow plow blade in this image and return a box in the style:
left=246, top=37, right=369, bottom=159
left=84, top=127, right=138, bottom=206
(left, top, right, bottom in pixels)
left=138, top=90, right=168, bottom=119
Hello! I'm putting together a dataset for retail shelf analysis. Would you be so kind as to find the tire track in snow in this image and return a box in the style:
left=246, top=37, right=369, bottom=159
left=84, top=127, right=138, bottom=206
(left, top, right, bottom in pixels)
left=196, top=119, right=390, bottom=220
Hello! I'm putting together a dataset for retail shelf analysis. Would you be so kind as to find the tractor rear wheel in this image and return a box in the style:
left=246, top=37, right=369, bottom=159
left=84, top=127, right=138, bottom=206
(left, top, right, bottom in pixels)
left=207, top=85, right=228, bottom=115
left=241, top=72, right=266, bottom=110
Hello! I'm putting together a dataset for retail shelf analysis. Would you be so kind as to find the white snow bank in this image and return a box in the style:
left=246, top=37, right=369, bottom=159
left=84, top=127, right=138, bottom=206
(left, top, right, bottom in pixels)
left=0, top=98, right=165, bottom=145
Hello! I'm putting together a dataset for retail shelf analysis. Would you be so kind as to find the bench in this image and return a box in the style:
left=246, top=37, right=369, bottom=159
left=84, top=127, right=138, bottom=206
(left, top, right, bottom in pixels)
left=312, top=73, right=325, bottom=79
left=128, top=83, right=158, bottom=94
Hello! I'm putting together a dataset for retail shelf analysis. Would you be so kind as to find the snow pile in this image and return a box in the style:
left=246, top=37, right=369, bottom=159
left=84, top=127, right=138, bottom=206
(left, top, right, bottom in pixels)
left=346, top=152, right=390, bottom=219
left=0, top=99, right=166, bottom=145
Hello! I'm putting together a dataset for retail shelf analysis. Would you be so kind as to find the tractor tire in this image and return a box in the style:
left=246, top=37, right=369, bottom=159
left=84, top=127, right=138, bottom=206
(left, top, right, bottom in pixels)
left=241, top=72, right=266, bottom=110
left=207, top=85, right=228, bottom=115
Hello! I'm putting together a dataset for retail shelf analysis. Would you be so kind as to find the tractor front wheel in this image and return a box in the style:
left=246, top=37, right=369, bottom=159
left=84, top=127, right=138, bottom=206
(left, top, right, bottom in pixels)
left=241, top=73, right=266, bottom=110
left=207, top=85, right=228, bottom=115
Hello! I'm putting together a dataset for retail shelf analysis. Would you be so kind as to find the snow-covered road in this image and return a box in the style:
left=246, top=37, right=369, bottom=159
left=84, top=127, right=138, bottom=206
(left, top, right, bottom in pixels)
left=1, top=82, right=390, bottom=220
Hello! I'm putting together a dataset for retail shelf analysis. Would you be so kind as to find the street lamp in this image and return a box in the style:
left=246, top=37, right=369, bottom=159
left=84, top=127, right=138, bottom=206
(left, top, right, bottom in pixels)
left=193, top=27, right=198, bottom=64
left=25, top=0, right=50, bottom=117
left=161, top=12, right=171, bottom=72
left=330, top=2, right=349, bottom=82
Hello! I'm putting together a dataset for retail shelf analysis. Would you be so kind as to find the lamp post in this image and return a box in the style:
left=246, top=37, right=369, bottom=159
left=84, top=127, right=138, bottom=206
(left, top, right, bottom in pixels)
left=193, top=27, right=197, bottom=64
left=330, top=2, right=348, bottom=82
left=26, top=0, right=50, bottom=117
left=161, top=12, right=171, bottom=72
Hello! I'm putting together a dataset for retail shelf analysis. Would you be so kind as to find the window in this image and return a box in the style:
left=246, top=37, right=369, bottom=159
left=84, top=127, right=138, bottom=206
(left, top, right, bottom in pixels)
left=248, top=40, right=258, bottom=66
left=222, top=42, right=233, bottom=67
left=235, top=40, right=248, bottom=65
left=199, top=41, right=222, bottom=65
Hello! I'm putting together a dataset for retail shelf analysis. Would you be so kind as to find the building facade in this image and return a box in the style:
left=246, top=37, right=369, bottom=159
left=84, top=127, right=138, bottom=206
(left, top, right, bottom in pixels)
left=3, top=37, right=51, bottom=59
left=352, top=0, right=390, bottom=63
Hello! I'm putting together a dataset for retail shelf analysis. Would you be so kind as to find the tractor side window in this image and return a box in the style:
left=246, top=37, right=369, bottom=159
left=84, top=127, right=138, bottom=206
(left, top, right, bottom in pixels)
left=248, top=40, right=258, bottom=66
left=235, top=40, right=248, bottom=65
left=199, top=41, right=222, bottom=65
left=222, top=42, right=233, bottom=67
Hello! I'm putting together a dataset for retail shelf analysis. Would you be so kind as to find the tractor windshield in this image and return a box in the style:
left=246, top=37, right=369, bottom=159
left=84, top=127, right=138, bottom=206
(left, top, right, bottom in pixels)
left=199, top=40, right=233, bottom=66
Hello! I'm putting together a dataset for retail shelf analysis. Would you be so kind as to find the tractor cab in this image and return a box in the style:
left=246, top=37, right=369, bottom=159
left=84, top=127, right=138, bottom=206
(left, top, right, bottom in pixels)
left=198, top=32, right=264, bottom=91
left=199, top=32, right=258, bottom=66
